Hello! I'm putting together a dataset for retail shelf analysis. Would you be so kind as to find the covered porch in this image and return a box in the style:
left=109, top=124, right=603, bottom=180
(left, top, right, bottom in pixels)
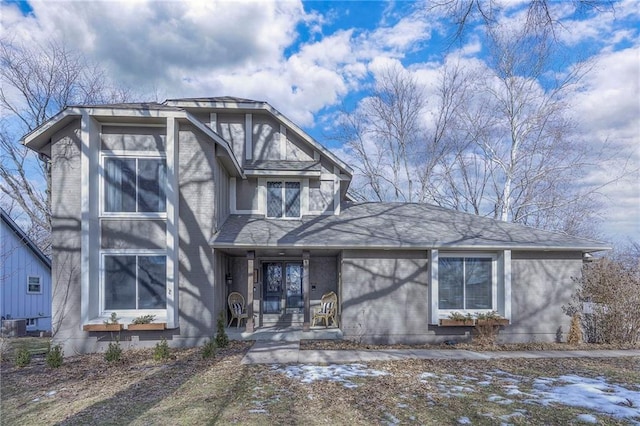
left=218, top=247, right=342, bottom=333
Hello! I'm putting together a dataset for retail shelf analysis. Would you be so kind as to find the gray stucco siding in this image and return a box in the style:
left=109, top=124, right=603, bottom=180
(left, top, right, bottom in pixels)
left=177, top=126, right=220, bottom=340
left=216, top=113, right=245, bottom=163
left=340, top=250, right=429, bottom=342
left=506, top=251, right=582, bottom=343
left=286, top=132, right=314, bottom=162
left=236, top=178, right=259, bottom=211
left=252, top=114, right=280, bottom=161
left=309, top=179, right=334, bottom=212
left=101, top=125, right=166, bottom=152
left=309, top=256, right=338, bottom=307
left=50, top=121, right=85, bottom=352
left=101, top=219, right=166, bottom=249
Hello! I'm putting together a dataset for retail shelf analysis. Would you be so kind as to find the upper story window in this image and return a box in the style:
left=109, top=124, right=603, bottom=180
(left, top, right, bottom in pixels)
left=104, top=157, right=166, bottom=213
left=438, top=256, right=495, bottom=311
left=27, top=276, right=42, bottom=294
left=267, top=181, right=300, bottom=218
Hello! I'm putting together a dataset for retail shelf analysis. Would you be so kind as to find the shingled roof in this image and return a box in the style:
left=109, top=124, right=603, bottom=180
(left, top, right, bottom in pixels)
left=212, top=202, right=610, bottom=252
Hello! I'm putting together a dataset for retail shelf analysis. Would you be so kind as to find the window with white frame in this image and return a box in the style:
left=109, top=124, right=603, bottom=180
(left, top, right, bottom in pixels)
left=27, top=276, right=42, bottom=294
left=103, top=254, right=167, bottom=311
left=26, top=318, right=37, bottom=327
left=104, top=156, right=166, bottom=213
left=438, top=256, right=495, bottom=311
left=267, top=181, right=300, bottom=218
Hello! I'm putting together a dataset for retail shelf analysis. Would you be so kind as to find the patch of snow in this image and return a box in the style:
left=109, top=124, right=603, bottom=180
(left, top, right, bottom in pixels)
left=248, top=409, right=268, bottom=414
left=276, top=363, right=388, bottom=388
left=488, top=394, right=514, bottom=405
left=457, top=416, right=471, bottom=424
left=576, top=413, right=598, bottom=423
left=384, top=412, right=400, bottom=425
left=499, top=411, right=525, bottom=421
left=46, top=390, right=57, bottom=397
left=397, top=403, right=408, bottom=408
left=531, top=374, right=640, bottom=421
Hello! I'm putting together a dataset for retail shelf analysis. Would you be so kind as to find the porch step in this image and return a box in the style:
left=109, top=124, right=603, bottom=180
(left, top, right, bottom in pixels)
left=227, top=325, right=343, bottom=342
left=261, top=313, right=304, bottom=327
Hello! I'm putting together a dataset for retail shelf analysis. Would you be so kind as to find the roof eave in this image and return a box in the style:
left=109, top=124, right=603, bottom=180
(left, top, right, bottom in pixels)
left=210, top=241, right=611, bottom=253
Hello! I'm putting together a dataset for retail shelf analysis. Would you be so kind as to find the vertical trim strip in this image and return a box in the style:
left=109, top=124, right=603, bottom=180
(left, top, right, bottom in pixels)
left=245, top=114, right=252, bottom=161
left=209, top=112, right=217, bottom=131
left=333, top=166, right=341, bottom=215
left=230, top=177, right=237, bottom=214
left=503, top=250, right=512, bottom=321
left=429, top=249, right=439, bottom=324
left=302, top=251, right=310, bottom=331
left=165, top=117, right=179, bottom=329
left=80, top=112, right=98, bottom=327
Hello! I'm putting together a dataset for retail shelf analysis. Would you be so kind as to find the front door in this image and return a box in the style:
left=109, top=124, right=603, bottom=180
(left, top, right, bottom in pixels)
left=262, top=262, right=303, bottom=314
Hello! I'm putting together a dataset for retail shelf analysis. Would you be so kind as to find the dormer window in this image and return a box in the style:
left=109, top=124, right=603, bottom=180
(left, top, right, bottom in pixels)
left=267, top=181, right=300, bottom=218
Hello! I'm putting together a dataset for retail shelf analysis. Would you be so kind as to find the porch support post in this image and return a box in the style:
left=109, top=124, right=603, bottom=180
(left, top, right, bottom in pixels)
left=246, top=251, right=255, bottom=332
left=302, top=251, right=311, bottom=331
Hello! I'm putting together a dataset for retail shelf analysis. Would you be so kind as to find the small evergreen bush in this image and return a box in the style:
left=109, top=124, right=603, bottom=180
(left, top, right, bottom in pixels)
left=105, top=340, right=122, bottom=363
left=215, top=311, right=229, bottom=348
left=14, top=347, right=31, bottom=368
left=153, top=337, right=170, bottom=361
left=104, top=312, right=119, bottom=325
left=202, top=338, right=217, bottom=359
left=46, top=343, right=64, bottom=368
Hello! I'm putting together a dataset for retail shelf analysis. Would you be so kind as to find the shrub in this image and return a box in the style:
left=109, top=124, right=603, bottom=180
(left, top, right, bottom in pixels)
left=202, top=338, right=217, bottom=359
left=564, top=255, right=640, bottom=344
left=46, top=343, right=64, bottom=368
left=215, top=311, right=229, bottom=348
left=153, top=338, right=170, bottom=361
left=14, top=347, right=31, bottom=368
left=131, top=314, right=156, bottom=325
left=105, top=340, right=122, bottom=363
left=567, top=314, right=582, bottom=345
left=0, top=338, right=9, bottom=362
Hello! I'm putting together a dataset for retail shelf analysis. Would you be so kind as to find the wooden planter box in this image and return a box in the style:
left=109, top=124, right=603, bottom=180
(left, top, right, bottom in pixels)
left=476, top=319, right=510, bottom=326
left=127, top=322, right=166, bottom=331
left=83, top=323, right=123, bottom=332
left=439, top=319, right=475, bottom=327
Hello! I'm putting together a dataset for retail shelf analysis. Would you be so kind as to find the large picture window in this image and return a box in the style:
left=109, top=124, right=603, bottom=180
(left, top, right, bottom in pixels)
left=267, top=181, right=300, bottom=218
left=438, top=257, right=493, bottom=310
left=104, top=255, right=167, bottom=310
left=104, top=157, right=166, bottom=213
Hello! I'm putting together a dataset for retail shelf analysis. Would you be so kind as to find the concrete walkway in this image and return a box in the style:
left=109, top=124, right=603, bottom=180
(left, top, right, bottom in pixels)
left=241, top=341, right=640, bottom=365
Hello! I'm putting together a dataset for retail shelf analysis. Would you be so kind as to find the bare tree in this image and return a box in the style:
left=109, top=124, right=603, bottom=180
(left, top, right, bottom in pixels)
left=339, top=64, right=427, bottom=202
left=0, top=39, right=134, bottom=253
left=431, top=0, right=616, bottom=43
left=340, top=19, right=630, bottom=237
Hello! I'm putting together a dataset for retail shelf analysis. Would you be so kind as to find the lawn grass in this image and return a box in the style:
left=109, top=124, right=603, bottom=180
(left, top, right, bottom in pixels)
left=1, top=342, right=638, bottom=425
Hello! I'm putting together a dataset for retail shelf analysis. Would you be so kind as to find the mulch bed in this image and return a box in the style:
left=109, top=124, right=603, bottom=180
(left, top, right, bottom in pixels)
left=299, top=339, right=640, bottom=351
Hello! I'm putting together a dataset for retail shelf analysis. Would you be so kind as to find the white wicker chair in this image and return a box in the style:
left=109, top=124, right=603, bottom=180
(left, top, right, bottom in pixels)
left=227, top=292, right=249, bottom=328
left=312, top=291, right=338, bottom=328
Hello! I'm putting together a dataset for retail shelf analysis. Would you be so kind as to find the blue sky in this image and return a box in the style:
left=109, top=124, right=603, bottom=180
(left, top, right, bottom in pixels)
left=1, top=0, right=638, bottom=243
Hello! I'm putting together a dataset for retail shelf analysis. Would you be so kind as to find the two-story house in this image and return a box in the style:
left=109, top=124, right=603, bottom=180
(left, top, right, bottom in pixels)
left=23, top=97, right=608, bottom=354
